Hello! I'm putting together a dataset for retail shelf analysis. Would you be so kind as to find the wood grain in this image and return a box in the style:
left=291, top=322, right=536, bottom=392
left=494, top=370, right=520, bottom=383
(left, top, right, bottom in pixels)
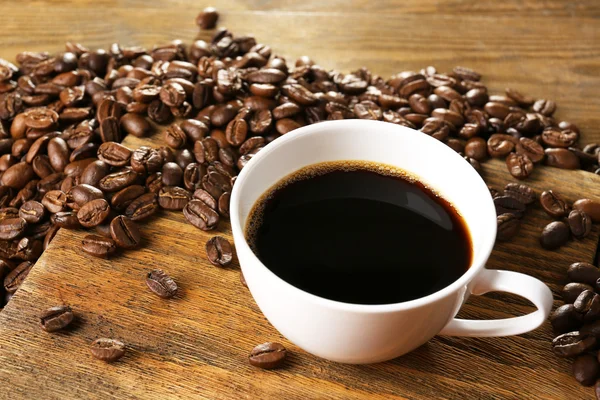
left=0, top=1, right=599, bottom=399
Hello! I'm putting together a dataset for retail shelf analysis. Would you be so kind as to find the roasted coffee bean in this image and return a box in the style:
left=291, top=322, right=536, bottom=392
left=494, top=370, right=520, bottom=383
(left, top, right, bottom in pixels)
left=4, top=261, right=33, bottom=293
left=130, top=146, right=163, bottom=175
left=573, top=199, right=600, bottom=223
left=164, top=123, right=187, bottom=149
left=90, top=338, right=126, bottom=362
left=553, top=332, right=596, bottom=358
left=41, top=190, right=67, bottom=213
left=545, top=148, right=580, bottom=170
left=487, top=134, right=515, bottom=158
left=13, top=237, right=43, bottom=261
left=148, top=99, right=173, bottom=124
left=540, top=190, right=569, bottom=218
left=542, top=127, right=578, bottom=148
left=505, top=153, right=533, bottom=180
left=146, top=269, right=178, bottom=298
left=43, top=225, right=59, bottom=249
left=573, top=354, right=600, bottom=386
left=0, top=217, right=27, bottom=240
left=77, top=199, right=111, bottom=228
left=218, top=192, right=230, bottom=218
left=568, top=210, right=592, bottom=239
left=37, top=172, right=64, bottom=194
left=503, top=183, right=536, bottom=205
left=125, top=192, right=158, bottom=221
left=582, top=320, right=600, bottom=339
left=82, top=234, right=116, bottom=258
left=464, top=137, right=487, bottom=161
left=183, top=199, right=219, bottom=230
left=249, top=342, right=287, bottom=369
left=80, top=160, right=111, bottom=187
left=51, top=211, right=80, bottom=229
left=516, top=137, right=545, bottom=163
left=494, top=196, right=526, bottom=219
left=206, top=236, right=233, bottom=267
left=68, top=184, right=104, bottom=208
left=574, top=290, right=600, bottom=323
left=110, top=215, right=140, bottom=249
left=183, top=163, right=205, bottom=190
left=97, top=142, right=131, bottom=166
left=568, top=262, right=600, bottom=286
left=194, top=137, right=219, bottom=164
left=40, top=305, right=74, bottom=332
left=275, top=118, right=301, bottom=135
left=23, top=107, right=59, bottom=130
left=120, top=112, right=151, bottom=137
left=158, top=186, right=190, bottom=210
left=2, top=162, right=35, bottom=189
left=99, top=168, right=138, bottom=192
left=100, top=116, right=121, bottom=143
left=192, top=189, right=217, bottom=210
left=550, top=305, right=583, bottom=334
left=273, top=103, right=301, bottom=120
left=162, top=162, right=183, bottom=187
left=496, top=213, right=520, bottom=242
left=533, top=99, right=556, bottom=116
left=225, top=118, right=248, bottom=146
left=540, top=221, right=569, bottom=250
left=19, top=201, right=45, bottom=224
left=111, top=185, right=145, bottom=211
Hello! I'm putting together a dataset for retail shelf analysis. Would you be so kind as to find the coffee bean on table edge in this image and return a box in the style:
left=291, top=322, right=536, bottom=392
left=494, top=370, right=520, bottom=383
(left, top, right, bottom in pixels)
left=110, top=215, right=141, bottom=249
left=146, top=269, right=178, bottom=298
left=82, top=234, right=117, bottom=258
left=206, top=236, right=233, bottom=267
left=39, top=305, right=74, bottom=332
left=90, top=338, right=126, bottom=362
left=249, top=342, right=287, bottom=369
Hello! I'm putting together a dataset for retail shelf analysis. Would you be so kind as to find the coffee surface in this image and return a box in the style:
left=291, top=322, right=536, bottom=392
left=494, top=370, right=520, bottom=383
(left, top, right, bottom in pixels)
left=246, top=161, right=472, bottom=305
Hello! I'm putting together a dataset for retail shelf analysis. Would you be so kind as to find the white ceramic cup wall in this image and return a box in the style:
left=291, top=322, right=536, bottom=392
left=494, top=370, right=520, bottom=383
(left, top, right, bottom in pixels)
left=230, top=120, right=553, bottom=364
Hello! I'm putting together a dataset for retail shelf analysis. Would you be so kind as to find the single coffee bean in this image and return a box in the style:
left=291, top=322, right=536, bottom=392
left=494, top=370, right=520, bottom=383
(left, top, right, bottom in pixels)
left=506, top=152, right=533, bottom=180
left=493, top=196, right=526, bottom=219
left=77, top=198, right=111, bottom=228
left=516, top=137, right=545, bottom=163
left=540, top=190, right=569, bottom=218
left=1, top=162, right=35, bottom=189
left=193, top=189, right=218, bottom=210
left=80, top=160, right=111, bottom=187
left=19, top=200, right=45, bottom=223
left=42, top=190, right=68, bottom=213
left=568, top=210, right=592, bottom=239
left=97, top=142, right=132, bottom=167
left=146, top=269, right=178, bottom=298
left=193, top=138, right=219, bottom=165
left=120, top=113, right=151, bottom=137
left=111, top=185, right=145, bottom=211
left=574, top=290, right=600, bottom=323
left=4, top=261, right=33, bottom=293
left=582, top=320, right=600, bottom=339
left=545, top=148, right=580, bottom=170
left=573, top=199, right=600, bottom=223
left=487, top=134, right=515, bottom=158
left=125, top=192, right=158, bottom=221
left=51, top=211, right=81, bottom=229
left=40, top=305, right=74, bottom=332
left=130, top=146, right=163, bottom=175
left=205, top=236, right=233, bottom=267
left=553, top=331, right=596, bottom=358
left=496, top=213, right=520, bottom=242
left=573, top=354, right=600, bottom=386
left=82, top=234, right=117, bottom=258
left=90, top=338, right=126, bottom=362
left=0, top=217, right=27, bottom=240
left=162, top=162, right=183, bottom=187
left=158, top=186, right=191, bottom=210
left=68, top=184, right=104, bottom=208
left=218, top=192, right=230, bottom=218
left=568, top=262, right=600, bottom=286
left=540, top=221, right=570, bottom=250
left=564, top=282, right=595, bottom=304
left=99, top=168, right=139, bottom=192
left=183, top=199, right=219, bottom=230
left=249, top=342, right=287, bottom=369
left=100, top=116, right=121, bottom=143
left=110, top=215, right=140, bottom=249
left=550, top=304, right=583, bottom=334
left=503, top=183, right=536, bottom=205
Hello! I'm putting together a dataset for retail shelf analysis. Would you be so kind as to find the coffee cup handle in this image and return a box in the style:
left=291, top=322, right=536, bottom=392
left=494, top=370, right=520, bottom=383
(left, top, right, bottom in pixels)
left=439, top=268, right=554, bottom=337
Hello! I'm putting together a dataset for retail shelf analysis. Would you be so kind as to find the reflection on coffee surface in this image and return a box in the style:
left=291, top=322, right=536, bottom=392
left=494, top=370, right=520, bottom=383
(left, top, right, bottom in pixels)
left=246, top=160, right=472, bottom=305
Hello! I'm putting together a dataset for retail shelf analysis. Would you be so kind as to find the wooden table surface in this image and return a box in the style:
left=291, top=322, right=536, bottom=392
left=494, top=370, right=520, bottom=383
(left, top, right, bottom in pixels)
left=1, top=1, right=600, bottom=399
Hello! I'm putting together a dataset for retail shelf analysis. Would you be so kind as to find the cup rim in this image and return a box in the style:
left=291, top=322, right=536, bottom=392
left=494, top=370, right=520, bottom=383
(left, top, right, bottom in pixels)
left=230, top=120, right=497, bottom=313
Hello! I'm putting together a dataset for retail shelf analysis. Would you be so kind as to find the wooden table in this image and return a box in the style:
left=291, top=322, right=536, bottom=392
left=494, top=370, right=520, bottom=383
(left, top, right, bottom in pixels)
left=1, top=1, right=600, bottom=398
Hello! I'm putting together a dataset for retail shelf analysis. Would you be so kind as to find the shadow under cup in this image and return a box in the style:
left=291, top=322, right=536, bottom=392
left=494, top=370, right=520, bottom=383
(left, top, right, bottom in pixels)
left=230, top=119, right=498, bottom=363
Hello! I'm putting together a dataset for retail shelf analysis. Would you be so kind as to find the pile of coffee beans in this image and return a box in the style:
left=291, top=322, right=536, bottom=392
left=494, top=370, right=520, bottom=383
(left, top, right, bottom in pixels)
left=551, top=262, right=600, bottom=394
left=0, top=6, right=598, bottom=372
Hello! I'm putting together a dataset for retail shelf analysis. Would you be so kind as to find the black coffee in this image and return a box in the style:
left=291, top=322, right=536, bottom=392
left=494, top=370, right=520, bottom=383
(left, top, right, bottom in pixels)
left=246, top=161, right=472, bottom=305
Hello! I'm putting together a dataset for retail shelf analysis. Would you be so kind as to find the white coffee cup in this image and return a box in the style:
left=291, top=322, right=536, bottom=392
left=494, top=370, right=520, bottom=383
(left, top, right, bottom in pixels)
left=230, top=119, right=553, bottom=364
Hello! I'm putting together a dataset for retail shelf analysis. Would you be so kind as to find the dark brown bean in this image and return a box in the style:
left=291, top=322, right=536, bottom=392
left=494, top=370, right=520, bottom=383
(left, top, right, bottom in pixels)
left=573, top=199, right=600, bottom=223
left=97, top=142, right=131, bottom=166
left=540, top=221, right=570, bottom=250
left=568, top=210, right=592, bottom=239
left=120, top=113, right=151, bottom=137
left=503, top=183, right=536, bottom=205
left=249, top=342, right=287, bottom=369
left=157, top=186, right=190, bottom=210
left=51, top=211, right=80, bottom=229
left=19, top=201, right=45, bottom=224
left=82, top=234, right=117, bottom=258
left=494, top=196, right=526, bottom=219
left=540, top=190, right=569, bottom=218
left=206, top=236, right=233, bottom=267
left=505, top=152, right=533, bottom=180
left=99, top=168, right=139, bottom=192
left=552, top=332, right=596, bottom=358
left=77, top=198, right=111, bottom=228
left=550, top=304, right=583, bottom=334
left=496, top=213, right=520, bottom=242
left=183, top=199, right=219, bottom=230
left=90, top=338, right=126, bottom=362
left=4, top=261, right=33, bottom=293
left=146, top=269, right=178, bottom=298
left=42, top=190, right=68, bottom=213
left=40, top=305, right=74, bottom=332
left=125, top=192, right=158, bottom=221
left=573, top=354, right=600, bottom=386
left=545, top=148, right=580, bottom=170
left=516, top=137, right=545, bottom=163
left=109, top=215, right=140, bottom=249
